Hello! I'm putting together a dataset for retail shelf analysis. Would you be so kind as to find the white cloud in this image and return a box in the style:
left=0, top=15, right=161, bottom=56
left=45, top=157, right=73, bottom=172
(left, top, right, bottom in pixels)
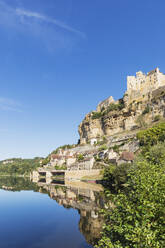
left=0, top=1, right=85, bottom=39
left=15, top=8, right=86, bottom=39
left=16, top=8, right=45, bottom=19
left=0, top=97, right=22, bottom=112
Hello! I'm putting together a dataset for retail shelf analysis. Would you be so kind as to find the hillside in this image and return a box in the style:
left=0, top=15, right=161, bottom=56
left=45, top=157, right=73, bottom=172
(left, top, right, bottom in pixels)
left=0, top=157, right=43, bottom=176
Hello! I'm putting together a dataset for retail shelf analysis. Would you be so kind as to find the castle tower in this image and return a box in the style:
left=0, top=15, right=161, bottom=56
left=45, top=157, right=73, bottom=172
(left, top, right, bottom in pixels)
left=126, top=68, right=165, bottom=104
left=127, top=71, right=145, bottom=93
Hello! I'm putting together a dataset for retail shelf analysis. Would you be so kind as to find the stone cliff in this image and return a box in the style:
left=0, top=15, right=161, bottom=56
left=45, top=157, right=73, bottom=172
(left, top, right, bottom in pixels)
left=79, top=68, right=165, bottom=144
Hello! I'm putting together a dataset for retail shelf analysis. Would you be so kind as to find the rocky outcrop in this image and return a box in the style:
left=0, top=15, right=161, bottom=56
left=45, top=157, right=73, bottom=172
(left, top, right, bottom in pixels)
left=97, top=96, right=115, bottom=112
left=79, top=69, right=165, bottom=144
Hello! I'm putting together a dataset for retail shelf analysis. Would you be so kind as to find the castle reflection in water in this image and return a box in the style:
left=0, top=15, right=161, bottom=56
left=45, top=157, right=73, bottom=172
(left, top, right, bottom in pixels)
left=0, top=176, right=108, bottom=246
left=36, top=179, right=105, bottom=246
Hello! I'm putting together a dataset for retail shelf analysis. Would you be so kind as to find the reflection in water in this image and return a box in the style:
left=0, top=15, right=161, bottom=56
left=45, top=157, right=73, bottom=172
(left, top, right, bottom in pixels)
left=0, top=177, right=106, bottom=247
left=38, top=180, right=105, bottom=246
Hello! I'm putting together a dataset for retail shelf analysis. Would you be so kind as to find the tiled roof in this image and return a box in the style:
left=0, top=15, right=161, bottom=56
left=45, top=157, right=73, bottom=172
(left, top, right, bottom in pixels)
left=51, top=154, right=64, bottom=159
left=120, top=151, right=134, bottom=161
left=51, top=154, right=74, bottom=160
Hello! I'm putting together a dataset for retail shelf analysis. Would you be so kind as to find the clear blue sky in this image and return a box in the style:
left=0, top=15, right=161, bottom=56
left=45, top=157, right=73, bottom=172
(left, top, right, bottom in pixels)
left=0, top=0, right=165, bottom=160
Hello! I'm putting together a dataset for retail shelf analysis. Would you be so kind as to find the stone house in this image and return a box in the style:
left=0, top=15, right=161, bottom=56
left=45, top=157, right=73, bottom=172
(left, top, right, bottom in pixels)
left=77, top=157, right=95, bottom=170
left=50, top=154, right=76, bottom=167
left=50, top=154, right=66, bottom=166
left=117, top=151, right=134, bottom=165
left=66, top=157, right=77, bottom=167
left=105, top=149, right=119, bottom=164
left=68, top=157, right=95, bottom=170
left=58, top=149, right=74, bottom=157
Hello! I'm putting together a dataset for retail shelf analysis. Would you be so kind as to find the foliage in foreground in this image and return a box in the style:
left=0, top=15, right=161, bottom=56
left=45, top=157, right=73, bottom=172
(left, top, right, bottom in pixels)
left=97, top=157, right=165, bottom=247
left=96, top=123, right=165, bottom=247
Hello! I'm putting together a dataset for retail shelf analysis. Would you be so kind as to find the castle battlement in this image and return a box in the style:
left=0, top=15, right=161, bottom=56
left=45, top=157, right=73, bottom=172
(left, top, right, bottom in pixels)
left=126, top=68, right=165, bottom=103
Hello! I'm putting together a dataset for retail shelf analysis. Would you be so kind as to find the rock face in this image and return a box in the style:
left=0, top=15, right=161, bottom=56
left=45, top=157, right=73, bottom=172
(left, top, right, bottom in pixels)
left=79, top=68, right=165, bottom=144
left=97, top=96, right=115, bottom=112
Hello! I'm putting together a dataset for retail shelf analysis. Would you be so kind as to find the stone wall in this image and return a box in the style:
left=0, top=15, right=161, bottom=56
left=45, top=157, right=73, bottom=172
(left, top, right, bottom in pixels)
left=32, top=169, right=101, bottom=181
left=126, top=68, right=165, bottom=104
left=65, top=169, right=101, bottom=180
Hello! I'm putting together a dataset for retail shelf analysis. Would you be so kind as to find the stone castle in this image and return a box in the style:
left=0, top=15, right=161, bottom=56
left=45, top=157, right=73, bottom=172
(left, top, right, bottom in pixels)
left=79, top=68, right=165, bottom=144
left=97, top=68, right=165, bottom=112
left=126, top=68, right=165, bottom=104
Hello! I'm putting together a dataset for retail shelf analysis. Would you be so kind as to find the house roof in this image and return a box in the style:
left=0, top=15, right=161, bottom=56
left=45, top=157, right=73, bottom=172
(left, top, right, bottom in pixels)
left=51, top=154, right=64, bottom=159
left=51, top=154, right=74, bottom=160
left=120, top=151, right=134, bottom=161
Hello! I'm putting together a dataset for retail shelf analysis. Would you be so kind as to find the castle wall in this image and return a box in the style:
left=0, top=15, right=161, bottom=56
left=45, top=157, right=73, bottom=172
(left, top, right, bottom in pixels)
left=127, top=68, right=165, bottom=104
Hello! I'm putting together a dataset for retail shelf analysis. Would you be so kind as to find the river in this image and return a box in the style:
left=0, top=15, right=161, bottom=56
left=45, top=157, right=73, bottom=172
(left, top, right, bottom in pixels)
left=0, top=177, right=106, bottom=248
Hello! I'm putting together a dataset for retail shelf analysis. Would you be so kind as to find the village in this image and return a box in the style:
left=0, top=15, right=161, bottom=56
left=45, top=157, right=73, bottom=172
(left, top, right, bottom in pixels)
left=32, top=130, right=138, bottom=182
left=32, top=67, right=165, bottom=181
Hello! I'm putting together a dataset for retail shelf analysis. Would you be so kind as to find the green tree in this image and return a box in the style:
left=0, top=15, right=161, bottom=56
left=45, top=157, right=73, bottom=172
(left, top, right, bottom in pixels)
left=96, top=143, right=165, bottom=248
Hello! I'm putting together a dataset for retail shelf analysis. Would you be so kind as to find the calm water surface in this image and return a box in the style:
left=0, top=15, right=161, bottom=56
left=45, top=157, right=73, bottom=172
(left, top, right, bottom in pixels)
left=0, top=177, right=106, bottom=248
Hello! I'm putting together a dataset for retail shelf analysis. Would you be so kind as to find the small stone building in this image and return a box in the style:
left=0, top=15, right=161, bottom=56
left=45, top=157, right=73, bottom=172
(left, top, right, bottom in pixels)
left=117, top=151, right=134, bottom=165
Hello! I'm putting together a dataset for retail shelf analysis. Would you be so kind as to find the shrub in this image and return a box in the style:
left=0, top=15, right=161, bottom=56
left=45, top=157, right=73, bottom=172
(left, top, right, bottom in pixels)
left=97, top=146, right=165, bottom=248
left=77, top=154, right=84, bottom=161
left=103, top=102, right=125, bottom=115
left=92, top=111, right=103, bottom=119
left=103, top=163, right=131, bottom=190
left=97, top=136, right=107, bottom=146
left=41, top=157, right=50, bottom=165
left=142, top=105, right=150, bottom=115
left=51, top=144, right=75, bottom=154
left=55, top=165, right=67, bottom=170
left=144, top=142, right=165, bottom=165
left=111, top=142, right=126, bottom=153
left=99, top=145, right=108, bottom=151
left=154, top=115, right=161, bottom=122
left=97, top=125, right=165, bottom=248
left=137, top=121, right=165, bottom=147
left=103, top=165, right=116, bottom=186
left=101, top=106, right=105, bottom=112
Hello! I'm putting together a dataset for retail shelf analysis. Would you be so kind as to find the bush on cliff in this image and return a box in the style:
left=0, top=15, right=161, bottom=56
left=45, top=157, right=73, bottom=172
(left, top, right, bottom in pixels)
left=142, top=105, right=150, bottom=115
left=77, top=154, right=84, bottom=161
left=103, top=102, right=125, bottom=115
left=92, top=111, right=103, bottom=119
left=91, top=101, right=125, bottom=119
left=137, top=121, right=165, bottom=147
